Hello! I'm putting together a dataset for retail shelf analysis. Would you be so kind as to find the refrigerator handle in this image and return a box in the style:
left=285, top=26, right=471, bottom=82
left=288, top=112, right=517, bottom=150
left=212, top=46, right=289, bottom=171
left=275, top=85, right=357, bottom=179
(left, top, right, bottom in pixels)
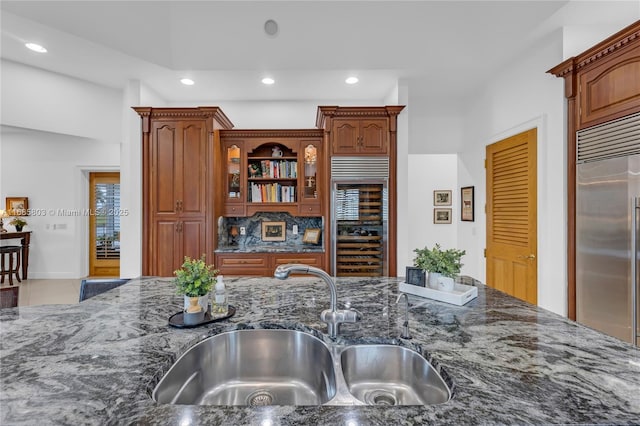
left=633, top=197, right=639, bottom=346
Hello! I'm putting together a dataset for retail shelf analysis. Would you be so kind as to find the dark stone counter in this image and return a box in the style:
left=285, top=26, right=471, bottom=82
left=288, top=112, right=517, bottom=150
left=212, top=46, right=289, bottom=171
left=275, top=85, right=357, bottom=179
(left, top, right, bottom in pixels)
left=1, top=276, right=639, bottom=425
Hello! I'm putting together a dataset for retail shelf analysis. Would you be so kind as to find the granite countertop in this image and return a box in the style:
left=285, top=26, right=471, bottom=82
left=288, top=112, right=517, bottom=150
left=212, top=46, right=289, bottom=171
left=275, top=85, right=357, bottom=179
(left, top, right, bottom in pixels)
left=1, top=276, right=639, bottom=425
left=215, top=246, right=324, bottom=253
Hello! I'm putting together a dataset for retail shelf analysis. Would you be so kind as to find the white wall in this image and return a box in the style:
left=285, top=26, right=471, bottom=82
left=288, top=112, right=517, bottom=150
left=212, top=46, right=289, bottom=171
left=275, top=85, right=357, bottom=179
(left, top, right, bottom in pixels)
left=0, top=62, right=122, bottom=278
left=0, top=130, right=119, bottom=278
left=405, top=154, right=459, bottom=272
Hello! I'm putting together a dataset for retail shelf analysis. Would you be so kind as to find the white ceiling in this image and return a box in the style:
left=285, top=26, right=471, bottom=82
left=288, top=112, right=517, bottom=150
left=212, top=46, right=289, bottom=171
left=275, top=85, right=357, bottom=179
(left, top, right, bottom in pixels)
left=0, top=1, right=636, bottom=103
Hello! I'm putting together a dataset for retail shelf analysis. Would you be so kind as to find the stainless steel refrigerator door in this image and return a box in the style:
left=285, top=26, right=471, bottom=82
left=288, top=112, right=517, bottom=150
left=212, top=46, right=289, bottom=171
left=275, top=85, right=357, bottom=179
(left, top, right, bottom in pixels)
left=576, top=155, right=640, bottom=345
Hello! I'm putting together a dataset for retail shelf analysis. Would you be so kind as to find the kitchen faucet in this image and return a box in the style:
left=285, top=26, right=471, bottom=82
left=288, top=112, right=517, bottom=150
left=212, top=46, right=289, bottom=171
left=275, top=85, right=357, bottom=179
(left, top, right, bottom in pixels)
left=395, top=292, right=412, bottom=339
left=274, top=264, right=361, bottom=338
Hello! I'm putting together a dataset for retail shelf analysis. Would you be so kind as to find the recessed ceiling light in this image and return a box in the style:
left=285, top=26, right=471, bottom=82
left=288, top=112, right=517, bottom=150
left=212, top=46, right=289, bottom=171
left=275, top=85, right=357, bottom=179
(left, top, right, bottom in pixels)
left=25, top=43, right=47, bottom=53
left=345, top=76, right=359, bottom=85
left=180, top=78, right=195, bottom=86
left=264, top=19, right=279, bottom=37
left=262, top=77, right=275, bottom=85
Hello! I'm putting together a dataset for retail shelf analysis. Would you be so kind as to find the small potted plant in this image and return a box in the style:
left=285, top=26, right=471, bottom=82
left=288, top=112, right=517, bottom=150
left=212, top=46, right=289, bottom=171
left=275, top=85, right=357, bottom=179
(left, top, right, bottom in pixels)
left=413, top=243, right=466, bottom=291
left=9, top=217, right=27, bottom=232
left=174, top=255, right=219, bottom=324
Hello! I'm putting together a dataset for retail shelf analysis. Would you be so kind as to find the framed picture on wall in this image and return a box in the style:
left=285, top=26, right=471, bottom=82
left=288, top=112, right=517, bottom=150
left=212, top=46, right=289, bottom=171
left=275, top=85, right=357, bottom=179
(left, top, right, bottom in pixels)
left=434, top=208, right=452, bottom=224
left=6, top=197, right=29, bottom=216
left=461, top=186, right=475, bottom=222
left=433, top=190, right=452, bottom=206
left=261, top=221, right=286, bottom=241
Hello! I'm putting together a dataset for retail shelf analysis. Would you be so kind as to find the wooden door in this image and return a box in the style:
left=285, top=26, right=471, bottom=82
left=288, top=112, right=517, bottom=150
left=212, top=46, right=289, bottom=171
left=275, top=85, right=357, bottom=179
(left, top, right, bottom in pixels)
left=359, top=119, right=388, bottom=154
left=332, top=119, right=359, bottom=154
left=486, top=129, right=537, bottom=304
left=89, top=172, right=120, bottom=277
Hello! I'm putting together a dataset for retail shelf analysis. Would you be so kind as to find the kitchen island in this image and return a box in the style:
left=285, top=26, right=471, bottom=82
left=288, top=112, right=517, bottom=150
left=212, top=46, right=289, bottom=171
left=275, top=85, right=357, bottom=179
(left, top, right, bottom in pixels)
left=1, top=276, right=639, bottom=425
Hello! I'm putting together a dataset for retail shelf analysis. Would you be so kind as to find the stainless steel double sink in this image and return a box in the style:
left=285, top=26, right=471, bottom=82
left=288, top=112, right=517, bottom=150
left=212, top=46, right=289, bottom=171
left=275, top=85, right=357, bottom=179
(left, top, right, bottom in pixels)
left=153, top=329, right=451, bottom=406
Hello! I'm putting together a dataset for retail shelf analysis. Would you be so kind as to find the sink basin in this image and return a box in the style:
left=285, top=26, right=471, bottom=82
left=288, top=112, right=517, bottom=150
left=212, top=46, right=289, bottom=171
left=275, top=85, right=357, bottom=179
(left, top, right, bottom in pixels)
left=153, top=329, right=336, bottom=405
left=340, top=344, right=451, bottom=405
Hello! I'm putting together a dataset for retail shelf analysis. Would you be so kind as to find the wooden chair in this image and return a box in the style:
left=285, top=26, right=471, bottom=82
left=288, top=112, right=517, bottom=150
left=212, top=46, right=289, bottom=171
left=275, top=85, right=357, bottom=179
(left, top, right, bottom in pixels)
left=0, top=286, right=19, bottom=308
left=0, top=246, right=21, bottom=285
left=79, top=279, right=130, bottom=302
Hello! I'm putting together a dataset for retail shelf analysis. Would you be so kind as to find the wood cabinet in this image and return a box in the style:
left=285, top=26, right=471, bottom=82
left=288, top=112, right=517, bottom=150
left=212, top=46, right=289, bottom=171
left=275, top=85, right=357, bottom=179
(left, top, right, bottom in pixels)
left=215, top=252, right=324, bottom=276
left=133, top=107, right=233, bottom=276
left=217, top=130, right=325, bottom=218
left=331, top=118, right=388, bottom=155
left=316, top=105, right=405, bottom=276
left=548, top=21, right=640, bottom=320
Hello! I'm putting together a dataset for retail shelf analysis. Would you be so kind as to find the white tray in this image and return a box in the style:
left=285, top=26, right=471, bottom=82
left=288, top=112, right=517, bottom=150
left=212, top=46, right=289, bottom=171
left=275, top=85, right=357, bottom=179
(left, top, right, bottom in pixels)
left=399, top=281, right=478, bottom=306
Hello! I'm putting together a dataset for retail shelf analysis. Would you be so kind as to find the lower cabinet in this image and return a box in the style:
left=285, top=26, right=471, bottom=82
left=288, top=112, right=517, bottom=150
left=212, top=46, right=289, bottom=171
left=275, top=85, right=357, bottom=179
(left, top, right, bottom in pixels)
left=215, top=252, right=324, bottom=276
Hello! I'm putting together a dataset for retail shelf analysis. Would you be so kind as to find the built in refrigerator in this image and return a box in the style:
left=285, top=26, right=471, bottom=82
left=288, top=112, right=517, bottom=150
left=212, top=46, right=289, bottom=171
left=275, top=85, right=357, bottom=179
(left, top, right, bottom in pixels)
left=576, top=112, right=640, bottom=346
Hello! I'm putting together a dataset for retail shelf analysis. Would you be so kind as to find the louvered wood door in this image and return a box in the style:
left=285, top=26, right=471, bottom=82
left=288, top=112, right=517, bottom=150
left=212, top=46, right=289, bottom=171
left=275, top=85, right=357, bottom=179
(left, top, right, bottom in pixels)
left=486, top=129, right=537, bottom=304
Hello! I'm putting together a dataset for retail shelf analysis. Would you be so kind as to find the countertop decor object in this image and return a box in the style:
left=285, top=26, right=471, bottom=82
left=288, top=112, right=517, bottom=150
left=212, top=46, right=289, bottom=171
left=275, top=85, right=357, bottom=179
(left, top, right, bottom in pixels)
left=173, top=255, right=219, bottom=313
left=1, top=275, right=639, bottom=424
left=169, top=305, right=236, bottom=328
left=413, top=243, right=465, bottom=288
left=399, top=281, right=477, bottom=306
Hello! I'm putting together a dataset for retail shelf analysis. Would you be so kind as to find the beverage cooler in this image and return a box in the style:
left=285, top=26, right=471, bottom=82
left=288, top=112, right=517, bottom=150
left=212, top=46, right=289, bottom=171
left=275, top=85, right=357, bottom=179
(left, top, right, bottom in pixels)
left=332, top=181, right=388, bottom=276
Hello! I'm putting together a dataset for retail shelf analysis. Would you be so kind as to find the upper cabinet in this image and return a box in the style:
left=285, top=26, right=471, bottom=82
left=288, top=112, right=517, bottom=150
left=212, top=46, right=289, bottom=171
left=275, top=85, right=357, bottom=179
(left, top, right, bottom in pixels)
left=332, top=118, right=388, bottom=155
left=316, top=106, right=405, bottom=156
left=133, top=106, right=233, bottom=276
left=217, top=130, right=325, bottom=217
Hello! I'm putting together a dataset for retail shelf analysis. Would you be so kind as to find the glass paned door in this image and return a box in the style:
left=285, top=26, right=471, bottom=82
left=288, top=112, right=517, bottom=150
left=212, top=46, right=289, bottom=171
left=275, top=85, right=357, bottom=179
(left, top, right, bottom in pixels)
left=89, top=172, right=120, bottom=276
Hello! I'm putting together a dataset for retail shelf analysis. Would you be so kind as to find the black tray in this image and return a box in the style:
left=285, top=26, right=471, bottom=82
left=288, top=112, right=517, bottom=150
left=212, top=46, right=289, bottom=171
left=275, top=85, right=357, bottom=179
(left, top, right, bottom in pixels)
left=168, top=305, right=236, bottom=328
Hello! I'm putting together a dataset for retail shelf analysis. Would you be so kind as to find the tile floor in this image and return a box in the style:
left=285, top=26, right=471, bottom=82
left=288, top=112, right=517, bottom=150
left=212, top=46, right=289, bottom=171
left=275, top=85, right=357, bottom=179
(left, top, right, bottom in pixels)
left=1, top=279, right=82, bottom=306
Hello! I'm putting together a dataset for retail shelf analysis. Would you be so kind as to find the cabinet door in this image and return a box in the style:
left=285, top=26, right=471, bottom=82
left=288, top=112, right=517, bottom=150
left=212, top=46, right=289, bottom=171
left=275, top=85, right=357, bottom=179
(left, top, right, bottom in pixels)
left=299, top=140, right=322, bottom=216
left=152, top=219, right=181, bottom=277
left=151, top=122, right=180, bottom=216
left=332, top=119, right=360, bottom=154
left=180, top=122, right=208, bottom=216
left=359, top=119, right=388, bottom=154
left=223, top=141, right=244, bottom=207
left=180, top=219, right=207, bottom=261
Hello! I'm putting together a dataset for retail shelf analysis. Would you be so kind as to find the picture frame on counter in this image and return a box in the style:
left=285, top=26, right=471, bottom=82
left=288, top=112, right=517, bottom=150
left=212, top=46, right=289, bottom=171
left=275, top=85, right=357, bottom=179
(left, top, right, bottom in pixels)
left=405, top=267, right=426, bottom=287
left=461, top=186, right=475, bottom=222
left=261, top=221, right=286, bottom=241
left=302, top=228, right=321, bottom=244
left=433, top=190, right=452, bottom=206
left=434, top=208, right=452, bottom=224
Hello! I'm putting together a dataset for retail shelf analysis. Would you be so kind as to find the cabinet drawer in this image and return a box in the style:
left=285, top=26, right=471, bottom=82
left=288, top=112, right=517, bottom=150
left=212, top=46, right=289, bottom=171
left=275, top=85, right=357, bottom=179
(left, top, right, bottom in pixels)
left=215, top=254, right=268, bottom=276
left=298, top=203, right=321, bottom=216
left=224, top=204, right=245, bottom=217
left=272, top=254, right=323, bottom=268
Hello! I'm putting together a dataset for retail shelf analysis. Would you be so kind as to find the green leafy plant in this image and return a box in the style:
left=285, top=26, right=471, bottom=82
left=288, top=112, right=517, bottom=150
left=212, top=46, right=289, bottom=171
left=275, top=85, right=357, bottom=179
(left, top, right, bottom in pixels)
left=9, top=217, right=27, bottom=227
left=413, top=243, right=466, bottom=278
left=173, top=255, right=219, bottom=297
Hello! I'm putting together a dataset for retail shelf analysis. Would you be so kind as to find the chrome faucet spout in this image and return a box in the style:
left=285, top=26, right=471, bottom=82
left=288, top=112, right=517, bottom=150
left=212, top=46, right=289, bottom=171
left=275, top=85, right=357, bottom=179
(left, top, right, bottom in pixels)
left=274, top=263, right=358, bottom=338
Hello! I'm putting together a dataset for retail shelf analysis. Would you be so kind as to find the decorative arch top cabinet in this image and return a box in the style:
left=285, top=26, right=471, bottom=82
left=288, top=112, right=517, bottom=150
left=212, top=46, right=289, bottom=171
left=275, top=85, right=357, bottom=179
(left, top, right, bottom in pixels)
left=216, top=129, right=325, bottom=218
left=133, top=106, right=234, bottom=277
left=548, top=20, right=640, bottom=320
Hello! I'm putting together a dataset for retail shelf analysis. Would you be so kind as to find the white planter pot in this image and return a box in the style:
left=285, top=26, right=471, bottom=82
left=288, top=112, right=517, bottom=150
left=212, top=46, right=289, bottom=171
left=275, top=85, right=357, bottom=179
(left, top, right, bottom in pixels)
left=436, top=276, right=455, bottom=292
left=427, top=272, right=442, bottom=289
left=184, top=294, right=209, bottom=313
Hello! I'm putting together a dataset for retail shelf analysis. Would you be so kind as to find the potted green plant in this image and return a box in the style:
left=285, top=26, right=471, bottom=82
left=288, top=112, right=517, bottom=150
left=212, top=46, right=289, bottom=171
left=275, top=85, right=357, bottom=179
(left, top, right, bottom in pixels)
left=413, top=243, right=466, bottom=291
left=9, top=217, right=27, bottom=232
left=173, top=255, right=218, bottom=324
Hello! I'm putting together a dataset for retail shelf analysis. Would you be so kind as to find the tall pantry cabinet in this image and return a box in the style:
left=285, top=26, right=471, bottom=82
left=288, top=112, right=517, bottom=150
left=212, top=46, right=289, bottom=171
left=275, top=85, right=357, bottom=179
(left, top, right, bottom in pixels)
left=133, top=107, right=234, bottom=276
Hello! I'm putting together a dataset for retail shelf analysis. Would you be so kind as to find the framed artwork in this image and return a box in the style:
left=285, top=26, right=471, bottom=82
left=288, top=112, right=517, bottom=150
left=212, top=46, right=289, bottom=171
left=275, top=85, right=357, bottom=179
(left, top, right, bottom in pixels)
left=434, top=208, right=452, bottom=224
left=461, top=186, right=475, bottom=222
left=405, top=267, right=426, bottom=287
left=302, top=228, right=321, bottom=244
left=261, top=221, right=286, bottom=241
left=433, top=190, right=452, bottom=206
left=6, top=197, right=28, bottom=216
